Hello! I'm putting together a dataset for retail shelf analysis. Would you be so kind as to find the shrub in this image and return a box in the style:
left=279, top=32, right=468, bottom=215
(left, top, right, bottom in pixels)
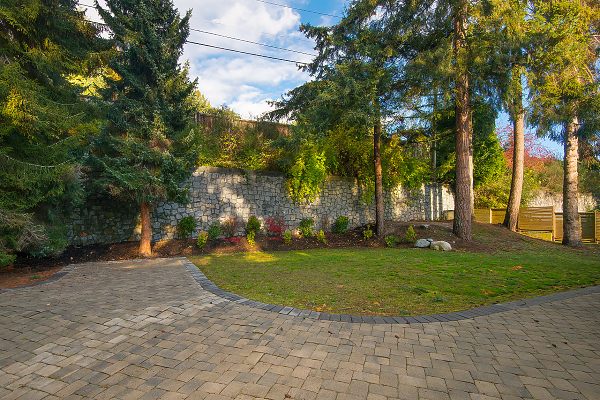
left=246, top=215, right=261, bottom=234
left=207, top=221, right=221, bottom=239
left=266, top=216, right=287, bottom=236
left=222, top=217, right=239, bottom=237
left=363, top=225, right=373, bottom=240
left=384, top=235, right=400, bottom=248
left=283, top=230, right=292, bottom=245
left=299, top=218, right=315, bottom=237
left=316, top=230, right=326, bottom=243
left=406, top=225, right=416, bottom=242
left=247, top=231, right=256, bottom=246
left=334, top=216, right=349, bottom=233
left=197, top=231, right=208, bottom=248
left=178, top=216, right=197, bottom=239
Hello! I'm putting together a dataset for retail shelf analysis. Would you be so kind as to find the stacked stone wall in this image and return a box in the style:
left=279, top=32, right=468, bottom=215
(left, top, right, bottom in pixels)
left=67, top=166, right=454, bottom=245
left=527, top=191, right=599, bottom=212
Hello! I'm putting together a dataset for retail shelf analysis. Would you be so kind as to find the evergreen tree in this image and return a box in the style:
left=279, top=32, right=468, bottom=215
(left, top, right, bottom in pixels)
left=526, top=0, right=600, bottom=247
left=0, top=0, right=107, bottom=264
left=89, top=0, right=198, bottom=257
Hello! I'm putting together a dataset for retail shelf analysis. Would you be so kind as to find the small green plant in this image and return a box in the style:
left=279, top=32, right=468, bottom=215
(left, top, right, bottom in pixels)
left=207, top=221, right=221, bottom=239
left=29, top=275, right=41, bottom=280
left=299, top=218, right=315, bottom=237
left=247, top=231, right=256, bottom=246
left=246, top=216, right=261, bottom=234
left=222, top=217, right=239, bottom=237
left=432, top=296, right=447, bottom=303
left=316, top=230, right=326, bottom=243
left=363, top=225, right=373, bottom=240
left=384, top=235, right=400, bottom=247
left=406, top=225, right=416, bottom=242
left=334, top=216, right=349, bottom=233
left=197, top=231, right=208, bottom=249
left=283, top=230, right=292, bottom=245
left=178, top=216, right=197, bottom=239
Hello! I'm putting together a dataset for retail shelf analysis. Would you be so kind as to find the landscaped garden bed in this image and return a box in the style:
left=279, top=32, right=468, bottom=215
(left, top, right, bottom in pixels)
left=2, top=221, right=598, bottom=316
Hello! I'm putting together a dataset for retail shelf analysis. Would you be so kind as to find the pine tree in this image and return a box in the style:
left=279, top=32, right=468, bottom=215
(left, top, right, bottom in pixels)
left=89, top=0, right=198, bottom=257
left=527, top=0, right=600, bottom=247
left=0, top=0, right=107, bottom=264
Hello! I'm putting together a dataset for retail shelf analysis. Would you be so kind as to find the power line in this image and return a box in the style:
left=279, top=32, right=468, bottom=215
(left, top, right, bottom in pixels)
left=191, top=18, right=312, bottom=43
left=190, top=28, right=316, bottom=56
left=254, top=0, right=341, bottom=18
left=78, top=3, right=312, bottom=63
left=186, top=40, right=308, bottom=64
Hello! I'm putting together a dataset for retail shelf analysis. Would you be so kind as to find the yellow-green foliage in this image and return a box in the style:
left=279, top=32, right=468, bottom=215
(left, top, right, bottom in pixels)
left=285, top=149, right=327, bottom=203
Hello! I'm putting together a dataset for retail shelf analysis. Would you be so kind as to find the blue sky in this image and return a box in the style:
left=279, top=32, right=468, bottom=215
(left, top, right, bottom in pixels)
left=82, top=0, right=563, bottom=155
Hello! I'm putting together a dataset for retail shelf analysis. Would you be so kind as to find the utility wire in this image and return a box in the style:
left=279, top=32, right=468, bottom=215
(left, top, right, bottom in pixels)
left=186, top=41, right=308, bottom=64
left=190, top=28, right=316, bottom=56
left=191, top=17, right=312, bottom=43
left=78, top=3, right=312, bottom=63
left=254, top=0, right=341, bottom=18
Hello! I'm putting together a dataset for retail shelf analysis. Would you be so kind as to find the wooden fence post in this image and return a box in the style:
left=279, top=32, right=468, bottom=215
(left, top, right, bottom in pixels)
left=551, top=205, right=556, bottom=241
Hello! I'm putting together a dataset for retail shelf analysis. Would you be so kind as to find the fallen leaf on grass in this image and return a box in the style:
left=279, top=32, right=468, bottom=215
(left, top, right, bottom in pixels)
left=511, top=266, right=522, bottom=270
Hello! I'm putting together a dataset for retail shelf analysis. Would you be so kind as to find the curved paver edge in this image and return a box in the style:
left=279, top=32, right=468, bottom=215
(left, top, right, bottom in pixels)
left=182, top=259, right=600, bottom=324
left=0, top=264, right=78, bottom=294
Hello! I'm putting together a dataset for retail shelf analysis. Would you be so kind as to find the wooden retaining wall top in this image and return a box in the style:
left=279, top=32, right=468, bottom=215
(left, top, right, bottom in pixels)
left=518, top=206, right=555, bottom=231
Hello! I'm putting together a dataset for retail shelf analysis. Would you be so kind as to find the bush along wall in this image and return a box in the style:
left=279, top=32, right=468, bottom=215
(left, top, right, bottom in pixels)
left=66, top=166, right=455, bottom=245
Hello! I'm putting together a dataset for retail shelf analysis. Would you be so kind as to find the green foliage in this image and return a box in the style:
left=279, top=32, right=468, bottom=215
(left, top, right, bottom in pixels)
left=88, top=0, right=198, bottom=207
left=283, top=231, right=292, bottom=245
left=178, top=216, right=197, bottom=239
left=317, top=230, right=326, bottom=243
left=384, top=235, right=400, bottom=248
left=207, top=221, right=221, bottom=240
left=299, top=218, right=315, bottom=237
left=285, top=148, right=327, bottom=203
left=222, top=217, right=239, bottom=238
left=246, top=216, right=261, bottom=234
left=363, top=225, right=373, bottom=240
left=334, top=216, right=349, bottom=234
left=406, top=226, right=416, bottom=242
left=196, top=231, right=208, bottom=249
left=247, top=231, right=256, bottom=246
left=193, top=106, right=285, bottom=171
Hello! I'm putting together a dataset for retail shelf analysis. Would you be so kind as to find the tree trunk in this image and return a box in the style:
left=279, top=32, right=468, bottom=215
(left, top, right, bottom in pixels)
left=140, top=201, right=152, bottom=257
left=374, top=119, right=384, bottom=236
left=562, top=117, right=583, bottom=247
left=452, top=0, right=472, bottom=240
left=503, top=87, right=525, bottom=232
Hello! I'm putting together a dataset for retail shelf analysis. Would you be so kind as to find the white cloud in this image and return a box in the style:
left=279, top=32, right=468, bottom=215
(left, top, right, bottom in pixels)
left=82, top=0, right=317, bottom=120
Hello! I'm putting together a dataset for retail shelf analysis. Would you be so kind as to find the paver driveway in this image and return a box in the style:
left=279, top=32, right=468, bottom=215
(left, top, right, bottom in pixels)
left=0, top=258, right=598, bottom=400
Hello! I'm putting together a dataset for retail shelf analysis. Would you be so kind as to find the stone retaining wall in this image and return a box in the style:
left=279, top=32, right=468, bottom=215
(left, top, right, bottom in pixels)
left=67, top=167, right=455, bottom=245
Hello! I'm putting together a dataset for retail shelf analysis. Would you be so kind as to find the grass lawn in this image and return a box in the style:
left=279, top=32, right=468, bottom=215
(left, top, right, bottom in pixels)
left=188, top=246, right=600, bottom=316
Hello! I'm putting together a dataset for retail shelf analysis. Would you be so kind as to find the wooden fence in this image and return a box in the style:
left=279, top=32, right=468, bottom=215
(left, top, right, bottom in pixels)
left=446, top=207, right=600, bottom=243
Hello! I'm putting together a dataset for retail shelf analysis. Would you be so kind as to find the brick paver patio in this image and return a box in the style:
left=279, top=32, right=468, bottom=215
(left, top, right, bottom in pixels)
left=0, top=258, right=598, bottom=400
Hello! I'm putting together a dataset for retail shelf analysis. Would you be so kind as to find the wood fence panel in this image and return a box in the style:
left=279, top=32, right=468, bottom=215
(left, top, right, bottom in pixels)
left=491, top=209, right=506, bottom=224
left=518, top=206, right=555, bottom=231
left=597, top=212, right=600, bottom=243
left=555, top=213, right=563, bottom=241
left=580, top=212, right=595, bottom=242
left=474, top=209, right=492, bottom=223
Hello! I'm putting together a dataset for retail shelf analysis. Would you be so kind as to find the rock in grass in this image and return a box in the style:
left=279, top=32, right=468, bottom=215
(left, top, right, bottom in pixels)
left=415, top=239, right=431, bottom=248
left=430, top=241, right=452, bottom=251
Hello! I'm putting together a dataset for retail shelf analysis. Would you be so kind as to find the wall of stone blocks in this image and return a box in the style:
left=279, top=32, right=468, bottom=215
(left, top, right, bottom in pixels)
left=66, top=166, right=455, bottom=245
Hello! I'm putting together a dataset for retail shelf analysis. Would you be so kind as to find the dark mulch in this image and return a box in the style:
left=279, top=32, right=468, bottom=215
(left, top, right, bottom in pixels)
left=2, top=221, right=590, bottom=290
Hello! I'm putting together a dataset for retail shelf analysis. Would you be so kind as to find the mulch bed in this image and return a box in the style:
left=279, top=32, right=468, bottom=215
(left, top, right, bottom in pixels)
left=1, top=221, right=582, bottom=290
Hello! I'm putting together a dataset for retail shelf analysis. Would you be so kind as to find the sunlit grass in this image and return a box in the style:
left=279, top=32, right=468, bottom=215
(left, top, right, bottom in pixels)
left=188, top=247, right=600, bottom=316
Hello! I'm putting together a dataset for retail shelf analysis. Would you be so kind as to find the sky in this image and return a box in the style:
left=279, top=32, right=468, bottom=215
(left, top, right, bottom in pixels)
left=81, top=0, right=345, bottom=119
left=80, top=0, right=563, bottom=155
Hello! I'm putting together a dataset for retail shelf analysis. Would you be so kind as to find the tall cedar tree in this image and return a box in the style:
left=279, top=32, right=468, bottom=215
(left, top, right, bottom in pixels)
left=0, top=0, right=107, bottom=264
left=527, top=0, right=600, bottom=247
left=91, top=0, right=198, bottom=257
left=269, top=3, right=404, bottom=236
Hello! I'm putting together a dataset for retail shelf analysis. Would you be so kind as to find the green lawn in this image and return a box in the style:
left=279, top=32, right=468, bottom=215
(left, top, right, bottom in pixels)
left=188, top=246, right=600, bottom=316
